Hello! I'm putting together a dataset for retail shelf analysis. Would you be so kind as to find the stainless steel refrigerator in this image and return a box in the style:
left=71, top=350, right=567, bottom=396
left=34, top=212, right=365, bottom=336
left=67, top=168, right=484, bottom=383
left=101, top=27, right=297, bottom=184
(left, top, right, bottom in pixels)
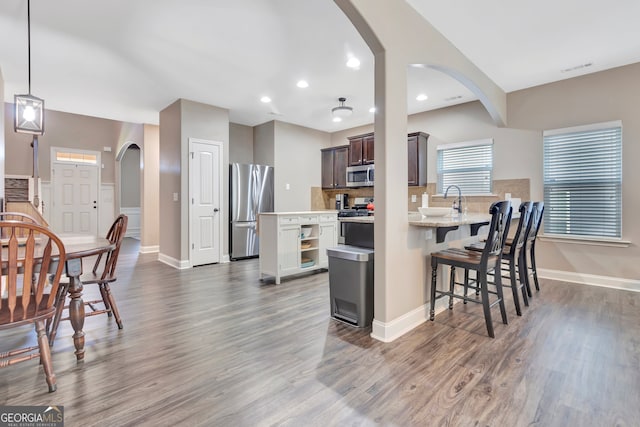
left=229, top=163, right=274, bottom=260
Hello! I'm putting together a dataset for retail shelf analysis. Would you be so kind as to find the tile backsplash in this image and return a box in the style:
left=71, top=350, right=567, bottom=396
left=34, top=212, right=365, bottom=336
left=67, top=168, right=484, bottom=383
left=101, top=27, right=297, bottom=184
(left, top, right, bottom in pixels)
left=312, top=178, right=530, bottom=213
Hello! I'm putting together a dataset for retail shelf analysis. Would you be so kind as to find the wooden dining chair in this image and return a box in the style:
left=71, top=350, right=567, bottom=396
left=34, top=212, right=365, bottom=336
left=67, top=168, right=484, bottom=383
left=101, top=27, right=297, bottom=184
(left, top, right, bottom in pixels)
left=48, top=215, right=128, bottom=344
left=0, top=221, right=66, bottom=392
left=429, top=200, right=512, bottom=338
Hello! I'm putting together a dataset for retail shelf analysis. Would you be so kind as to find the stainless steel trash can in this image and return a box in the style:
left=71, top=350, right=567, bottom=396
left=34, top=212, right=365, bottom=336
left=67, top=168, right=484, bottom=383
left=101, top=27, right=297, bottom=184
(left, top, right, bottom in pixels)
left=327, top=245, right=374, bottom=327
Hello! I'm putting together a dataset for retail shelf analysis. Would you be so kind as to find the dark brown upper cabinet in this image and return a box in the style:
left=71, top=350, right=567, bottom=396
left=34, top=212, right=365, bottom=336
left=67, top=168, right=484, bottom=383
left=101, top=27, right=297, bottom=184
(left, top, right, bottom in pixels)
left=407, top=132, right=429, bottom=186
left=348, top=132, right=375, bottom=166
left=321, top=145, right=349, bottom=189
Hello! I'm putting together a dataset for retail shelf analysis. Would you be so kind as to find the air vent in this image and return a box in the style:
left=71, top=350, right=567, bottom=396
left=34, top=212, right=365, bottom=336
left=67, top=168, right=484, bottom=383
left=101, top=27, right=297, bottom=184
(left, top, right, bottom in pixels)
left=561, top=62, right=593, bottom=73
left=444, top=95, right=463, bottom=102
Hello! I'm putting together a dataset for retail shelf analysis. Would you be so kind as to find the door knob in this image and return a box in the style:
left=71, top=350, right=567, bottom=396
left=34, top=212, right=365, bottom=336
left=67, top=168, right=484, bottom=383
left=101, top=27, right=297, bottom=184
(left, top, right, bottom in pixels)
left=213, top=208, right=219, bottom=213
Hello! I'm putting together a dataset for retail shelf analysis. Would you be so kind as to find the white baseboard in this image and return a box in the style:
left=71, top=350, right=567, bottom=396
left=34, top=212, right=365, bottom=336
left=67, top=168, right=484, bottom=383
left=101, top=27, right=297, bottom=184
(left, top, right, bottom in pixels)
left=370, top=296, right=464, bottom=342
left=371, top=304, right=430, bottom=343
left=538, top=268, right=640, bottom=293
left=139, top=245, right=159, bottom=254
left=158, top=253, right=191, bottom=269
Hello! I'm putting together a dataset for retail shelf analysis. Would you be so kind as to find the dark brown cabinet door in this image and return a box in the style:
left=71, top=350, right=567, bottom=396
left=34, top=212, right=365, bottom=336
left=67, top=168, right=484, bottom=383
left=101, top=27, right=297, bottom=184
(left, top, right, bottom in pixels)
left=363, top=134, right=374, bottom=164
left=407, top=135, right=418, bottom=185
left=349, top=137, right=363, bottom=165
left=321, top=149, right=334, bottom=189
left=321, top=145, right=349, bottom=189
left=333, top=146, right=349, bottom=188
left=407, top=132, right=429, bottom=186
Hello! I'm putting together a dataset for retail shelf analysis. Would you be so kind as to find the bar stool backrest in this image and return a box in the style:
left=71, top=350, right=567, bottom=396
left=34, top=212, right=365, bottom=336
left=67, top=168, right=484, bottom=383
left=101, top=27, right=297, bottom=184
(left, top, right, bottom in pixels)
left=508, top=201, right=534, bottom=255
left=526, top=202, right=545, bottom=244
left=482, top=200, right=512, bottom=263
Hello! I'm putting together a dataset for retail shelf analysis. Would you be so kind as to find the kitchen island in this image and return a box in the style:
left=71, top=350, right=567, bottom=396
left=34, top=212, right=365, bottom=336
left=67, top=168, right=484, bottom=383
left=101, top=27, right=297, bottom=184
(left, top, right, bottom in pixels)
left=259, top=211, right=338, bottom=284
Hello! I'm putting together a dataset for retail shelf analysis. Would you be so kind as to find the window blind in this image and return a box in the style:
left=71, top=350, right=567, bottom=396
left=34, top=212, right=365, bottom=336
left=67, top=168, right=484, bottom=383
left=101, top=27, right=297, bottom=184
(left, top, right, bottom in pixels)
left=543, top=123, right=622, bottom=238
left=437, top=140, right=493, bottom=194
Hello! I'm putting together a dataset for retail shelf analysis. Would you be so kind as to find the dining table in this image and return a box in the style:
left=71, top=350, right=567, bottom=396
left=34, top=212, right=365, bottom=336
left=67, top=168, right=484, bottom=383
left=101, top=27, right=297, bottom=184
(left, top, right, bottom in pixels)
left=55, top=235, right=115, bottom=362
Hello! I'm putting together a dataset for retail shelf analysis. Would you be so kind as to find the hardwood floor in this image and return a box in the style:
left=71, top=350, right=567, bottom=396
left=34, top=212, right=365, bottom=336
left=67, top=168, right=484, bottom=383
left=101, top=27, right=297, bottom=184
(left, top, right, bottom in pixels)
left=1, top=238, right=639, bottom=426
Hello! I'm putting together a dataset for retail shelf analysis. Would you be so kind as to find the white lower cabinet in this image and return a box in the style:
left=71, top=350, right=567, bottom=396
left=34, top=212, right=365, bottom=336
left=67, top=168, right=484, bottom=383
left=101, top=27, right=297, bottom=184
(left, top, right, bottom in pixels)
left=259, top=212, right=338, bottom=284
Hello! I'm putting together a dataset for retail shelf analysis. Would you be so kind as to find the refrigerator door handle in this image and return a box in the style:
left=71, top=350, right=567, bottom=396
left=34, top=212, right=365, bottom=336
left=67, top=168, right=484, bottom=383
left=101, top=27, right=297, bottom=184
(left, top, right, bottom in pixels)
left=233, top=222, right=256, bottom=228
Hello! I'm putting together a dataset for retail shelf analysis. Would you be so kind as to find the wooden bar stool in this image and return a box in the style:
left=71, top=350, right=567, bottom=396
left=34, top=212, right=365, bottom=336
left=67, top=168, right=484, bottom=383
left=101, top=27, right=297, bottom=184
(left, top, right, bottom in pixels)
left=465, top=201, right=534, bottom=316
left=522, top=202, right=544, bottom=296
left=429, top=200, right=512, bottom=338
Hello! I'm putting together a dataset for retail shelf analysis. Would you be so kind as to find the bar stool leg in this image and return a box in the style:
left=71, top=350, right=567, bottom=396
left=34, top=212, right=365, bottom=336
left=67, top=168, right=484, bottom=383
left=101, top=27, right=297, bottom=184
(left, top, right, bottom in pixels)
left=448, top=266, right=456, bottom=310
left=463, top=269, right=470, bottom=304
left=508, top=258, right=522, bottom=316
left=494, top=267, right=508, bottom=325
left=429, top=263, right=438, bottom=320
left=479, top=272, right=495, bottom=338
left=530, top=242, right=540, bottom=291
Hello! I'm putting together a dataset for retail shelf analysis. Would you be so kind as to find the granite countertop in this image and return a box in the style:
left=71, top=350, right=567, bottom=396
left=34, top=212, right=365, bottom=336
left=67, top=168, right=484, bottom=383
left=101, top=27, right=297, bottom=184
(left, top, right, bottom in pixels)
left=408, top=212, right=491, bottom=227
left=338, top=212, right=491, bottom=226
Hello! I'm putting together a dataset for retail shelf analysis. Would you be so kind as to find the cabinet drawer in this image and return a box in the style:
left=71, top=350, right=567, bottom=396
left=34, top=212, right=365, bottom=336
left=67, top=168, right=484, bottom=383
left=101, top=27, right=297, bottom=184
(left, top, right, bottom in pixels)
left=319, top=214, right=337, bottom=223
left=279, top=216, right=300, bottom=225
left=298, top=215, right=319, bottom=224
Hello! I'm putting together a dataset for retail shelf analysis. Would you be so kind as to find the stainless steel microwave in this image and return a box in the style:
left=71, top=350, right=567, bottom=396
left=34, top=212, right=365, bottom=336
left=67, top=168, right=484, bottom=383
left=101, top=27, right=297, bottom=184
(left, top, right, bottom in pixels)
left=346, top=164, right=374, bottom=187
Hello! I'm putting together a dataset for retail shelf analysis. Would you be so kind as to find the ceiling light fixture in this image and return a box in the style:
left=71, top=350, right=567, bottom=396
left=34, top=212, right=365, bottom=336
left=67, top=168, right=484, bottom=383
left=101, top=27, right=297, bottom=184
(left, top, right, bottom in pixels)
left=296, top=80, right=309, bottom=88
left=416, top=94, right=428, bottom=101
left=260, top=96, right=271, bottom=103
left=14, top=0, right=44, bottom=135
left=369, top=107, right=376, bottom=113
left=332, top=97, right=353, bottom=119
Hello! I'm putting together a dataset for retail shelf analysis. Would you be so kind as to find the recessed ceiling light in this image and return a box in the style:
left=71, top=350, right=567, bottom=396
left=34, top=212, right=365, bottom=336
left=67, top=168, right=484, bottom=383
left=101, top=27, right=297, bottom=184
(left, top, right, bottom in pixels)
left=416, top=94, right=428, bottom=101
left=332, top=116, right=342, bottom=123
left=346, top=57, right=360, bottom=69
left=296, top=80, right=309, bottom=88
left=260, top=96, right=271, bottom=103
left=369, top=107, right=376, bottom=113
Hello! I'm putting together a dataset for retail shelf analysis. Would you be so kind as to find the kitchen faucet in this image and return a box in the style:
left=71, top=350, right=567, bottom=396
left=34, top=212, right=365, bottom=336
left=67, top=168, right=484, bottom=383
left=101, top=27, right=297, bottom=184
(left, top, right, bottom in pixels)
left=444, top=184, right=462, bottom=214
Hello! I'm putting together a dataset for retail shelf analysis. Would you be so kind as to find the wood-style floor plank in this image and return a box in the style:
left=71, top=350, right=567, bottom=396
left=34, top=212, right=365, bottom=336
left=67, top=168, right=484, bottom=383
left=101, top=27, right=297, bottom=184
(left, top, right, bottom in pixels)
left=1, top=238, right=639, bottom=426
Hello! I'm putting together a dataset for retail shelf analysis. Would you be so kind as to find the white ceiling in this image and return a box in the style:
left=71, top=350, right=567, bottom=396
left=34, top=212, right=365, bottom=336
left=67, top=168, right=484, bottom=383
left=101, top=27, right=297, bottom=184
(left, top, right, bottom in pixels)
left=1, top=0, right=639, bottom=133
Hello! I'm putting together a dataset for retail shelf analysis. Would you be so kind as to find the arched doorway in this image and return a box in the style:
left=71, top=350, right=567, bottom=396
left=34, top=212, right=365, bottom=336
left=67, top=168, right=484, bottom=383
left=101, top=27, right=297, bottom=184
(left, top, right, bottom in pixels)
left=116, top=142, right=141, bottom=239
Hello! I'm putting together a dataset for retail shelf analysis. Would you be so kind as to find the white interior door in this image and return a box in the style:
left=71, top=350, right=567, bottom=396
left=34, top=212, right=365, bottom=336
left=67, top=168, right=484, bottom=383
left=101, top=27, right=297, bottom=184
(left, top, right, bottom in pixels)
left=52, top=163, right=99, bottom=235
left=189, top=139, right=222, bottom=266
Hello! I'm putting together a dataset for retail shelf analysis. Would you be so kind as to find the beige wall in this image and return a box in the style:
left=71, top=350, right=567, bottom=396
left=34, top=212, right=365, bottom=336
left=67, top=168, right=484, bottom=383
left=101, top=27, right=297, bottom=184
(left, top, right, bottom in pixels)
left=0, top=69, right=4, bottom=199
left=121, top=146, right=141, bottom=207
left=3, top=104, right=143, bottom=183
left=159, top=99, right=230, bottom=263
left=159, top=100, right=182, bottom=260
left=253, top=121, right=275, bottom=167
left=229, top=122, right=253, bottom=164
left=142, top=124, right=159, bottom=250
left=273, top=121, right=330, bottom=212
left=507, top=62, right=640, bottom=279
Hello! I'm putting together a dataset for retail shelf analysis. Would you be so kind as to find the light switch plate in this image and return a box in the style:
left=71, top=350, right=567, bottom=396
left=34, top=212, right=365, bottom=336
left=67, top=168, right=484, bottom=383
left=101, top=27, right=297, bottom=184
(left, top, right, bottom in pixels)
left=411, top=194, right=417, bottom=202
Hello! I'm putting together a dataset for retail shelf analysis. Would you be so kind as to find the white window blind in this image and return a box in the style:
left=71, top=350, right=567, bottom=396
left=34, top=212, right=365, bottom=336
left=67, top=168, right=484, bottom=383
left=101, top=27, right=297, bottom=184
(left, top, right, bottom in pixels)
left=437, top=139, right=493, bottom=194
left=543, top=122, right=622, bottom=238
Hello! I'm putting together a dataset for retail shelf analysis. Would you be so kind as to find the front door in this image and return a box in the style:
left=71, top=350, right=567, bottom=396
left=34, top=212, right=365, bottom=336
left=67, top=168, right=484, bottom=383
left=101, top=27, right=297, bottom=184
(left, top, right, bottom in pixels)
left=189, top=139, right=222, bottom=266
left=51, top=162, right=99, bottom=235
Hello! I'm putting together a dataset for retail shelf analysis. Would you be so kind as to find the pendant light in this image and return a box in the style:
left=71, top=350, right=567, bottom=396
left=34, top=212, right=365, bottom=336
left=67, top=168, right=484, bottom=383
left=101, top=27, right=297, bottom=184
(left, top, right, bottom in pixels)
left=331, top=97, right=353, bottom=119
left=14, top=0, right=45, bottom=135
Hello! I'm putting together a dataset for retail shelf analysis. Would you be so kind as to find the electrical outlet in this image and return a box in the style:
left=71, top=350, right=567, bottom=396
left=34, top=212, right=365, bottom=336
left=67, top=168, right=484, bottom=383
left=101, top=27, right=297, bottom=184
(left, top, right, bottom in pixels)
left=173, top=192, right=179, bottom=202
left=411, top=194, right=417, bottom=202
left=505, top=193, right=512, bottom=200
